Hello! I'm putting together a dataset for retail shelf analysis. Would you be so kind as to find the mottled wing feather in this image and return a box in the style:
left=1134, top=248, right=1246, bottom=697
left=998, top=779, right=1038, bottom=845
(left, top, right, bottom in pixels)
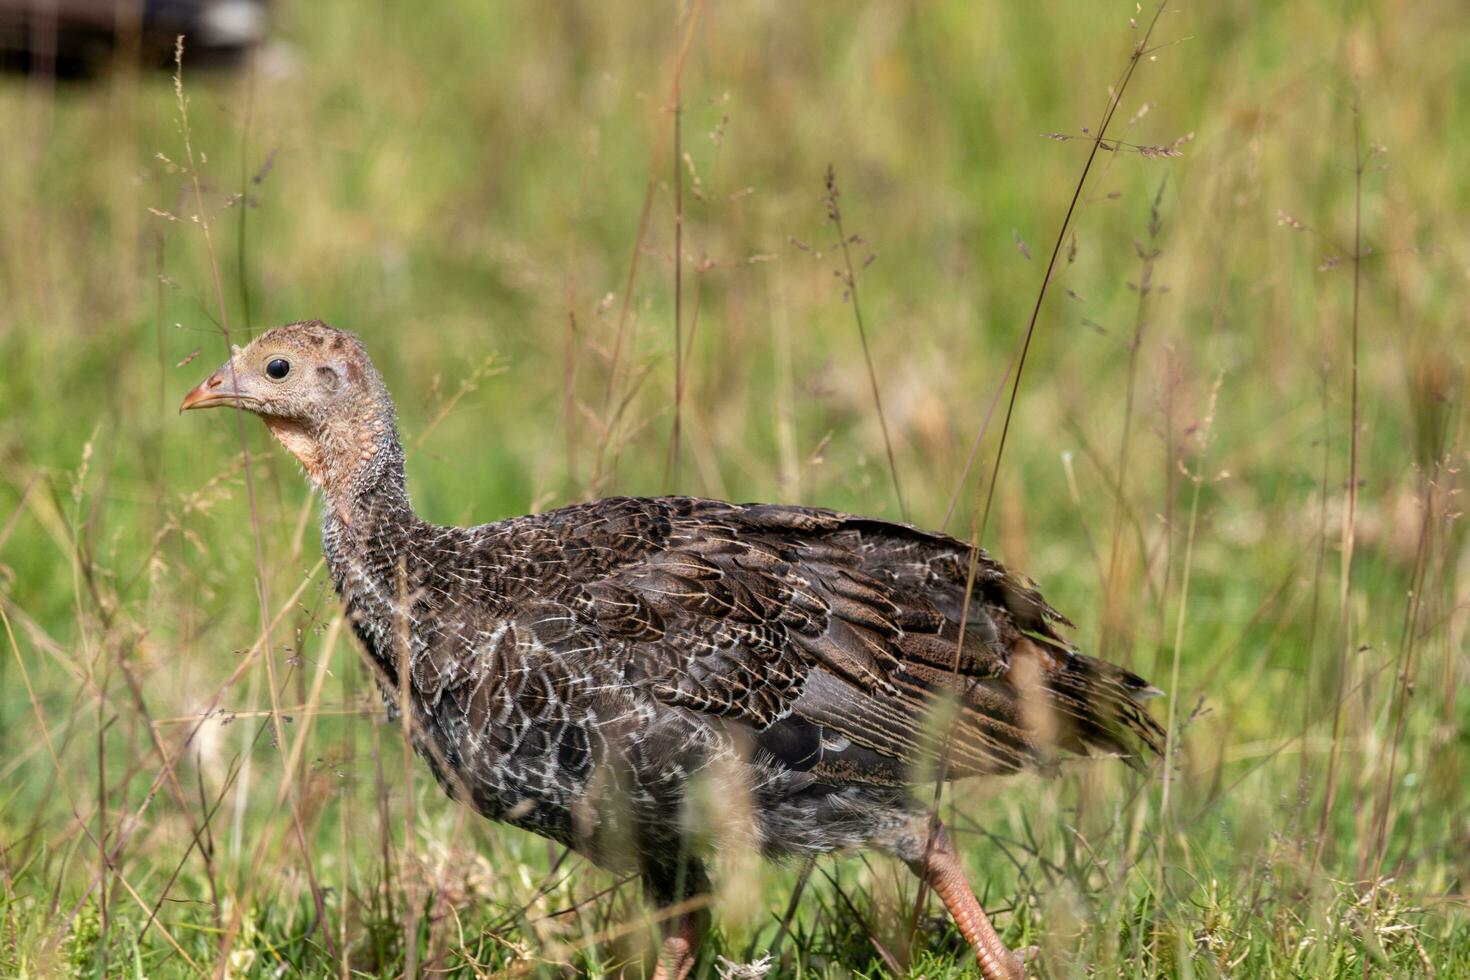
left=415, top=497, right=1161, bottom=788
left=493, top=498, right=1160, bottom=785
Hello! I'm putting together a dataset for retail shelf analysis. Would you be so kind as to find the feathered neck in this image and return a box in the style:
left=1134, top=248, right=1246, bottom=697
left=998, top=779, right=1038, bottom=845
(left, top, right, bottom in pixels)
left=300, top=396, right=427, bottom=605
left=329, top=427, right=415, bottom=528
left=316, top=421, right=435, bottom=704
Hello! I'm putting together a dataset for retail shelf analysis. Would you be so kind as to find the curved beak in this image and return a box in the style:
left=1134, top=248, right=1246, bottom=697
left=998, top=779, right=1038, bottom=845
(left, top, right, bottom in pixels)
left=179, top=368, right=246, bottom=413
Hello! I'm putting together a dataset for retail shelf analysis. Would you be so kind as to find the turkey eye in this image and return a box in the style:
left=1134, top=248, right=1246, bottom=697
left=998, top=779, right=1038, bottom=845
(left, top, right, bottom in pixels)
left=265, top=358, right=291, bottom=380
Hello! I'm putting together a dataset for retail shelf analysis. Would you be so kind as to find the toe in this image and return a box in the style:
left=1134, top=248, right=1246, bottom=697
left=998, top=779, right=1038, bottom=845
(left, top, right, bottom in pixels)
left=1009, top=945, right=1040, bottom=976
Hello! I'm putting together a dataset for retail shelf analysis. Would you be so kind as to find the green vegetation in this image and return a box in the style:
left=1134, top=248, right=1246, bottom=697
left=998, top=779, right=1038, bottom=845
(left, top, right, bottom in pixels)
left=1, top=0, right=1466, bottom=975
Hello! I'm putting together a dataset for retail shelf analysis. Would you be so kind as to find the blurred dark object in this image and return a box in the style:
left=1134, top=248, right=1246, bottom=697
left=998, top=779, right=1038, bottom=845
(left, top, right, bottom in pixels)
left=0, top=0, right=267, bottom=76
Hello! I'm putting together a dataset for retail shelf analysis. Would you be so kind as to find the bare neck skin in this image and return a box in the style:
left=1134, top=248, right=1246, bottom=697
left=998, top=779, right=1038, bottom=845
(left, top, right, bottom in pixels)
left=267, top=394, right=425, bottom=590
left=263, top=373, right=410, bottom=511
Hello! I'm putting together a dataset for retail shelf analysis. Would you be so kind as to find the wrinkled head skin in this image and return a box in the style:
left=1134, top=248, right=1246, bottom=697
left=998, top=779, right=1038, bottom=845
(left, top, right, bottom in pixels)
left=181, top=320, right=401, bottom=508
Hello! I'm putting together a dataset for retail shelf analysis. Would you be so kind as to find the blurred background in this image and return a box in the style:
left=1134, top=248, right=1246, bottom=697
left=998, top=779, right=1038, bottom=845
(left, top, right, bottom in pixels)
left=0, top=0, right=1467, bottom=976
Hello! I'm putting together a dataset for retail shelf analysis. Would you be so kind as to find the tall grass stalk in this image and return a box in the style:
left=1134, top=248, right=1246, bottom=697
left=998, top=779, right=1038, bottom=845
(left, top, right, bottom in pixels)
left=1313, top=100, right=1366, bottom=875
left=593, top=1, right=704, bottom=495
left=825, top=166, right=907, bottom=521
left=968, top=1, right=1168, bottom=549
left=666, top=4, right=687, bottom=493
left=168, top=38, right=334, bottom=965
left=1100, top=178, right=1166, bottom=664
left=917, top=0, right=1171, bottom=949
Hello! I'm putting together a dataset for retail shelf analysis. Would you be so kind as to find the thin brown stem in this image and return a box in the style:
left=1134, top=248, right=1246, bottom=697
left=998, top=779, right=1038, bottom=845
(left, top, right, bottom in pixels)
left=972, top=3, right=1167, bottom=552
left=593, top=0, right=703, bottom=494
left=917, top=0, right=1170, bottom=941
left=171, top=38, right=334, bottom=962
left=1313, top=99, right=1365, bottom=873
left=825, top=166, right=907, bottom=521
left=667, top=31, right=686, bottom=493
left=1101, top=179, right=1166, bottom=664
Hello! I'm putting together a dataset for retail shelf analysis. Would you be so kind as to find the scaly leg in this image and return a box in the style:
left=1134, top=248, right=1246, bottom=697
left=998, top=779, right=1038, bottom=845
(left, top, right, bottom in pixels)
left=649, top=910, right=705, bottom=980
left=645, top=854, right=711, bottom=980
left=907, top=823, right=1028, bottom=980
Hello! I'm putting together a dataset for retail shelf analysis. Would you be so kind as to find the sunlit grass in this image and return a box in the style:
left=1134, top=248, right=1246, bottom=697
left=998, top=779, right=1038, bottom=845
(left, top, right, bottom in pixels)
left=0, top=0, right=1466, bottom=976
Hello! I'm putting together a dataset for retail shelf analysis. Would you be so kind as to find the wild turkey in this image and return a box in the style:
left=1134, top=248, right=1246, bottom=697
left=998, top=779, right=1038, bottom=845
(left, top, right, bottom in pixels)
left=182, top=320, right=1164, bottom=980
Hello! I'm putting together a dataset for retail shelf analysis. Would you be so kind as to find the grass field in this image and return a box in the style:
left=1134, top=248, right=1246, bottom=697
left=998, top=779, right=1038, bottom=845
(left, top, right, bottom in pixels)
left=1, top=0, right=1468, bottom=976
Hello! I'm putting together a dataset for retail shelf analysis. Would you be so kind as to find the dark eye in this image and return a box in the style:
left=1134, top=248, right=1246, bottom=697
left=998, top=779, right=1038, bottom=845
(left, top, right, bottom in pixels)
left=265, top=358, right=290, bottom=380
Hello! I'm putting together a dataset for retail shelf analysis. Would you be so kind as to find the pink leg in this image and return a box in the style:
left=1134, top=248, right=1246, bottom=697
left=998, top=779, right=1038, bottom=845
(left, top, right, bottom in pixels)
left=909, top=824, right=1029, bottom=980
left=649, top=908, right=705, bottom=980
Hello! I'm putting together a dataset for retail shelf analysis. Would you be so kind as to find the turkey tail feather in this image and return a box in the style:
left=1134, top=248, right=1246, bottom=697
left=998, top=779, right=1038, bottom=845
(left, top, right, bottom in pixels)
left=1014, top=639, right=1166, bottom=770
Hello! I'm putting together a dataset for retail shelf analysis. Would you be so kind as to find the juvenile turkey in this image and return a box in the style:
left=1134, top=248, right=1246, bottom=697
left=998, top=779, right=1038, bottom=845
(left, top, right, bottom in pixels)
left=182, top=320, right=1164, bottom=980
